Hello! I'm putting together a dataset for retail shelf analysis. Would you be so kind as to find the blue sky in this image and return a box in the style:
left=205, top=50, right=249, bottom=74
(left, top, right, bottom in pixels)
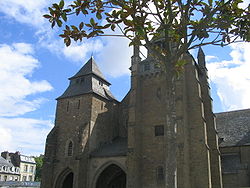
left=0, top=0, right=249, bottom=156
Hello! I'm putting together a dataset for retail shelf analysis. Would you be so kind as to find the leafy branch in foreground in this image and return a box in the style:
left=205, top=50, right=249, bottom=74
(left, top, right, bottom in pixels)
left=44, top=0, right=249, bottom=66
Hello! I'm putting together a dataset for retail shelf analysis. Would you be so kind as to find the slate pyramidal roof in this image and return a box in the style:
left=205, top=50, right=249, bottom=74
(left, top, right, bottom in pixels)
left=58, top=57, right=115, bottom=100
left=69, top=56, right=110, bottom=85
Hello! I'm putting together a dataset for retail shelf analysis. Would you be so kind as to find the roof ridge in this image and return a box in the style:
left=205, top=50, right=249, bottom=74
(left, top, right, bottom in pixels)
left=69, top=57, right=108, bottom=83
left=215, top=108, right=250, bottom=115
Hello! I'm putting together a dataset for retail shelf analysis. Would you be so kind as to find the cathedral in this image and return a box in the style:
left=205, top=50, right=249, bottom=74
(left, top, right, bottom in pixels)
left=41, top=42, right=250, bottom=188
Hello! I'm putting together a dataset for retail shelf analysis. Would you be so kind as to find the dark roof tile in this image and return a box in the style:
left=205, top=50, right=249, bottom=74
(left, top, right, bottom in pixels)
left=216, top=109, right=250, bottom=147
left=70, top=56, right=110, bottom=84
left=0, top=156, right=13, bottom=167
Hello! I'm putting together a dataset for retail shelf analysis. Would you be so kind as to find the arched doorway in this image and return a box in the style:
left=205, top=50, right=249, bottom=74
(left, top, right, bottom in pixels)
left=55, top=168, right=74, bottom=188
left=62, top=172, right=73, bottom=188
left=96, top=164, right=126, bottom=188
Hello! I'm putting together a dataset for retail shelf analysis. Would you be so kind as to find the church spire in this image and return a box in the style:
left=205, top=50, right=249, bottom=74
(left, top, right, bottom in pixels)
left=197, top=47, right=206, bottom=68
left=131, top=45, right=141, bottom=65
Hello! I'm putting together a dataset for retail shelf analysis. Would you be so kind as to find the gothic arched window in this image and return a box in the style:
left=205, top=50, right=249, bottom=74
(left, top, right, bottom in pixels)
left=66, top=140, right=73, bottom=157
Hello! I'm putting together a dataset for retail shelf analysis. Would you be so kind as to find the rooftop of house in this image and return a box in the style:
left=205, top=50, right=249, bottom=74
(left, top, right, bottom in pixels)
left=20, top=155, right=36, bottom=164
left=216, top=108, right=250, bottom=147
left=0, top=156, right=13, bottom=167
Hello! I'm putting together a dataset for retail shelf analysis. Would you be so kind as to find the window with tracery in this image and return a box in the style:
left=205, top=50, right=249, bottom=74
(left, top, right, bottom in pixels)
left=67, top=140, right=73, bottom=157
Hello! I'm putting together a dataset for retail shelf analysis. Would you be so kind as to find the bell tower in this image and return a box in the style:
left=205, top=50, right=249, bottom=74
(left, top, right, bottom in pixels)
left=42, top=57, right=118, bottom=188
left=126, top=42, right=222, bottom=188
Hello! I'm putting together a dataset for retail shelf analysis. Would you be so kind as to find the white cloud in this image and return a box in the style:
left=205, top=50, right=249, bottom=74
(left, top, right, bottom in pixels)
left=0, top=42, right=54, bottom=155
left=0, top=118, right=53, bottom=156
left=0, top=0, right=134, bottom=78
left=97, top=37, right=132, bottom=77
left=0, top=0, right=50, bottom=28
left=0, top=126, right=12, bottom=150
left=239, top=0, right=250, bottom=8
left=0, top=43, right=53, bottom=116
left=206, top=55, right=218, bottom=62
left=63, top=40, right=103, bottom=62
left=207, top=43, right=250, bottom=111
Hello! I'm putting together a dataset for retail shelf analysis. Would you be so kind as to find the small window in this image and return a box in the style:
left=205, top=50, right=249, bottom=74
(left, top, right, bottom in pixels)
left=76, top=79, right=80, bottom=84
left=80, top=77, right=85, bottom=83
left=66, top=101, right=69, bottom=112
left=29, top=175, right=33, bottom=181
left=77, top=100, right=80, bottom=109
left=67, top=141, right=73, bottom=157
left=156, top=166, right=165, bottom=183
left=24, top=165, right=28, bottom=172
left=30, top=166, right=34, bottom=173
left=22, top=176, right=26, bottom=181
left=99, top=81, right=103, bottom=86
left=155, top=125, right=164, bottom=136
left=144, top=63, right=150, bottom=71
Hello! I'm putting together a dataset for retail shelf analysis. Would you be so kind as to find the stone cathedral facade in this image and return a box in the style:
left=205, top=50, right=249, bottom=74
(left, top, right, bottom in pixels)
left=41, top=43, right=225, bottom=188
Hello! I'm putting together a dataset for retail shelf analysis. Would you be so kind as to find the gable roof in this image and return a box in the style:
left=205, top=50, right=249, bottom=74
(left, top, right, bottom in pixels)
left=216, top=109, right=250, bottom=147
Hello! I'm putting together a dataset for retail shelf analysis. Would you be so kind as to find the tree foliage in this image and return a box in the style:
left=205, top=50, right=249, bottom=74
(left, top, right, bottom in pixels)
left=44, top=0, right=249, bottom=67
left=34, top=155, right=44, bottom=182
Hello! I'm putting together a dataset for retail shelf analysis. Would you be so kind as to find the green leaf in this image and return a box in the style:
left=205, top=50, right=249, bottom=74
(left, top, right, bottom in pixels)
left=59, top=34, right=66, bottom=38
left=64, top=8, right=72, bottom=13
left=208, top=0, right=213, bottom=6
left=71, top=25, right=78, bottom=31
left=85, top=24, right=92, bottom=27
left=61, top=12, right=67, bottom=22
left=56, top=19, right=63, bottom=27
left=82, top=9, right=88, bottom=15
left=111, top=24, right=115, bottom=31
left=96, top=12, right=102, bottom=20
left=90, top=18, right=95, bottom=25
left=64, top=37, right=71, bottom=46
left=48, top=7, right=54, bottom=15
left=79, top=22, right=84, bottom=30
left=59, top=0, right=64, bottom=8
left=51, top=21, right=55, bottom=28
left=76, top=8, right=80, bottom=15
left=43, top=14, right=51, bottom=19
left=52, top=3, right=60, bottom=10
left=97, top=30, right=104, bottom=34
left=103, top=24, right=111, bottom=29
